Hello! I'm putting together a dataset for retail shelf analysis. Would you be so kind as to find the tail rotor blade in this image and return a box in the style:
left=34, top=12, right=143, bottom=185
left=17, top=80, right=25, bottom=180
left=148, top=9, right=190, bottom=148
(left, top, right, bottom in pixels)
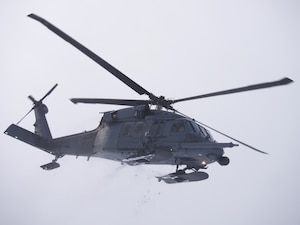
left=16, top=107, right=34, bottom=125
left=28, top=95, right=37, bottom=103
left=40, top=83, right=58, bottom=102
left=16, top=84, right=58, bottom=125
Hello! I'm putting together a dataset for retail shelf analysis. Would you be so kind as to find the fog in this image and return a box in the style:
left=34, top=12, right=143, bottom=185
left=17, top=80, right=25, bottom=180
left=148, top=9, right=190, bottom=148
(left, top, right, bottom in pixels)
left=1, top=1, right=299, bottom=225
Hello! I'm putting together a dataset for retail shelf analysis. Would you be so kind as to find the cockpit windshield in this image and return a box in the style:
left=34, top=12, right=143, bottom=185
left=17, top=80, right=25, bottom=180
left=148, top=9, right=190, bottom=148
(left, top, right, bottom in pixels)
left=204, top=127, right=215, bottom=141
left=189, top=120, right=215, bottom=141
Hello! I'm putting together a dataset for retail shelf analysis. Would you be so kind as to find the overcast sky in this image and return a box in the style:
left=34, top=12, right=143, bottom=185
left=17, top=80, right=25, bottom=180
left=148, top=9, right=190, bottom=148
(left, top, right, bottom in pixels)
left=1, top=1, right=299, bottom=225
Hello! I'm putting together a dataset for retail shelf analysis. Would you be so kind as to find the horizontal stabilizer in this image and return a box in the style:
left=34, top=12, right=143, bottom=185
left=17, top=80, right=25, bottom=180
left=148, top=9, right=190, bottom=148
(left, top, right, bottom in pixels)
left=4, top=124, right=50, bottom=151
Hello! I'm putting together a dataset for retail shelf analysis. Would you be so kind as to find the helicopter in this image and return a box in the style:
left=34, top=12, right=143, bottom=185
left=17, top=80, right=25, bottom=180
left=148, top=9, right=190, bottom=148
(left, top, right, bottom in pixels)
left=4, top=14, right=293, bottom=183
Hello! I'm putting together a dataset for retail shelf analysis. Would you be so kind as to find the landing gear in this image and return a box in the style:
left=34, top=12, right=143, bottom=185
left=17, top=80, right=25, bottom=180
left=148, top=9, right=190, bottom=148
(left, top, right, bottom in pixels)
left=40, top=155, right=62, bottom=170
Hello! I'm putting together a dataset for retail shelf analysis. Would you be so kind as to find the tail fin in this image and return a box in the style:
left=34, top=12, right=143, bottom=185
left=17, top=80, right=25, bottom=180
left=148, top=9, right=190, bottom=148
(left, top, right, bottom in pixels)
left=32, top=101, right=52, bottom=139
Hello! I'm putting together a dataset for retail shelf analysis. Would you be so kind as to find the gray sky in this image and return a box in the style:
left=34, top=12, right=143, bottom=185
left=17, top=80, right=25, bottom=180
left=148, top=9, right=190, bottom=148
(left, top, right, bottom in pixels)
left=1, top=1, right=299, bottom=225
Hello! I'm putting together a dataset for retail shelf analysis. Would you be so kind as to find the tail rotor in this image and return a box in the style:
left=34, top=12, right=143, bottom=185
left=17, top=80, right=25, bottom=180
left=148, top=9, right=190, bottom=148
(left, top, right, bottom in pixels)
left=16, top=84, right=58, bottom=125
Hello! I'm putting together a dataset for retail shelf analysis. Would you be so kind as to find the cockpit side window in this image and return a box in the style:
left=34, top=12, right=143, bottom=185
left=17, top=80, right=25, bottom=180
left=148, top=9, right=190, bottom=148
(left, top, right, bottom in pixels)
left=171, top=120, right=186, bottom=132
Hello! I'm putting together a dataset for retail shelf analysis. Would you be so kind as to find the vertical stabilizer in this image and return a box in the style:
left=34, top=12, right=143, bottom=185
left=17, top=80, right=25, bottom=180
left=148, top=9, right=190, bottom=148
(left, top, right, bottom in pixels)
left=33, top=101, right=52, bottom=139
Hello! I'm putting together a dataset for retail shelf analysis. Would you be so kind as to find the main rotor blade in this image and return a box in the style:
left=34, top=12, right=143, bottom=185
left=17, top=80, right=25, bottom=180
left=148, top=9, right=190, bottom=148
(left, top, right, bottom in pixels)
left=28, top=14, right=153, bottom=97
left=196, top=120, right=268, bottom=154
left=71, top=98, right=151, bottom=106
left=173, top=77, right=293, bottom=104
left=175, top=110, right=268, bottom=154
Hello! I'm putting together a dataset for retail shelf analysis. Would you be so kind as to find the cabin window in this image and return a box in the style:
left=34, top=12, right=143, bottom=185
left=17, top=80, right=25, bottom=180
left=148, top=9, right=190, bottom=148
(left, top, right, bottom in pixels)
left=133, top=122, right=146, bottom=136
left=120, top=122, right=134, bottom=136
left=149, top=121, right=164, bottom=136
left=120, top=122, right=146, bottom=137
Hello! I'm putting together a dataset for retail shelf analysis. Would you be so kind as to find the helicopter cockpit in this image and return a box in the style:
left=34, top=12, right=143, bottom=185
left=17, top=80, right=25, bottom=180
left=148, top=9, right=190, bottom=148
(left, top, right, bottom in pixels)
left=169, top=118, right=215, bottom=142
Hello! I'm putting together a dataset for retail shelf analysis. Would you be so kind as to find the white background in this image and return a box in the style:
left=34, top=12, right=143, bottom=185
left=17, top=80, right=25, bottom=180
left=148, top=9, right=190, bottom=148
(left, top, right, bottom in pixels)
left=1, top=1, right=299, bottom=225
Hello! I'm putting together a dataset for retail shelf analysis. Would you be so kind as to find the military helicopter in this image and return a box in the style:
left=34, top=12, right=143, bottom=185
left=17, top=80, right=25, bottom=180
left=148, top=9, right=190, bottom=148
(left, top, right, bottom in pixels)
left=4, top=14, right=293, bottom=183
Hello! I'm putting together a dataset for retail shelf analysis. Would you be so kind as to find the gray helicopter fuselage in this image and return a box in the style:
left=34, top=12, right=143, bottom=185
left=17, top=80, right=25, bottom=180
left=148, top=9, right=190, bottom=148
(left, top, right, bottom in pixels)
left=49, top=105, right=226, bottom=167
